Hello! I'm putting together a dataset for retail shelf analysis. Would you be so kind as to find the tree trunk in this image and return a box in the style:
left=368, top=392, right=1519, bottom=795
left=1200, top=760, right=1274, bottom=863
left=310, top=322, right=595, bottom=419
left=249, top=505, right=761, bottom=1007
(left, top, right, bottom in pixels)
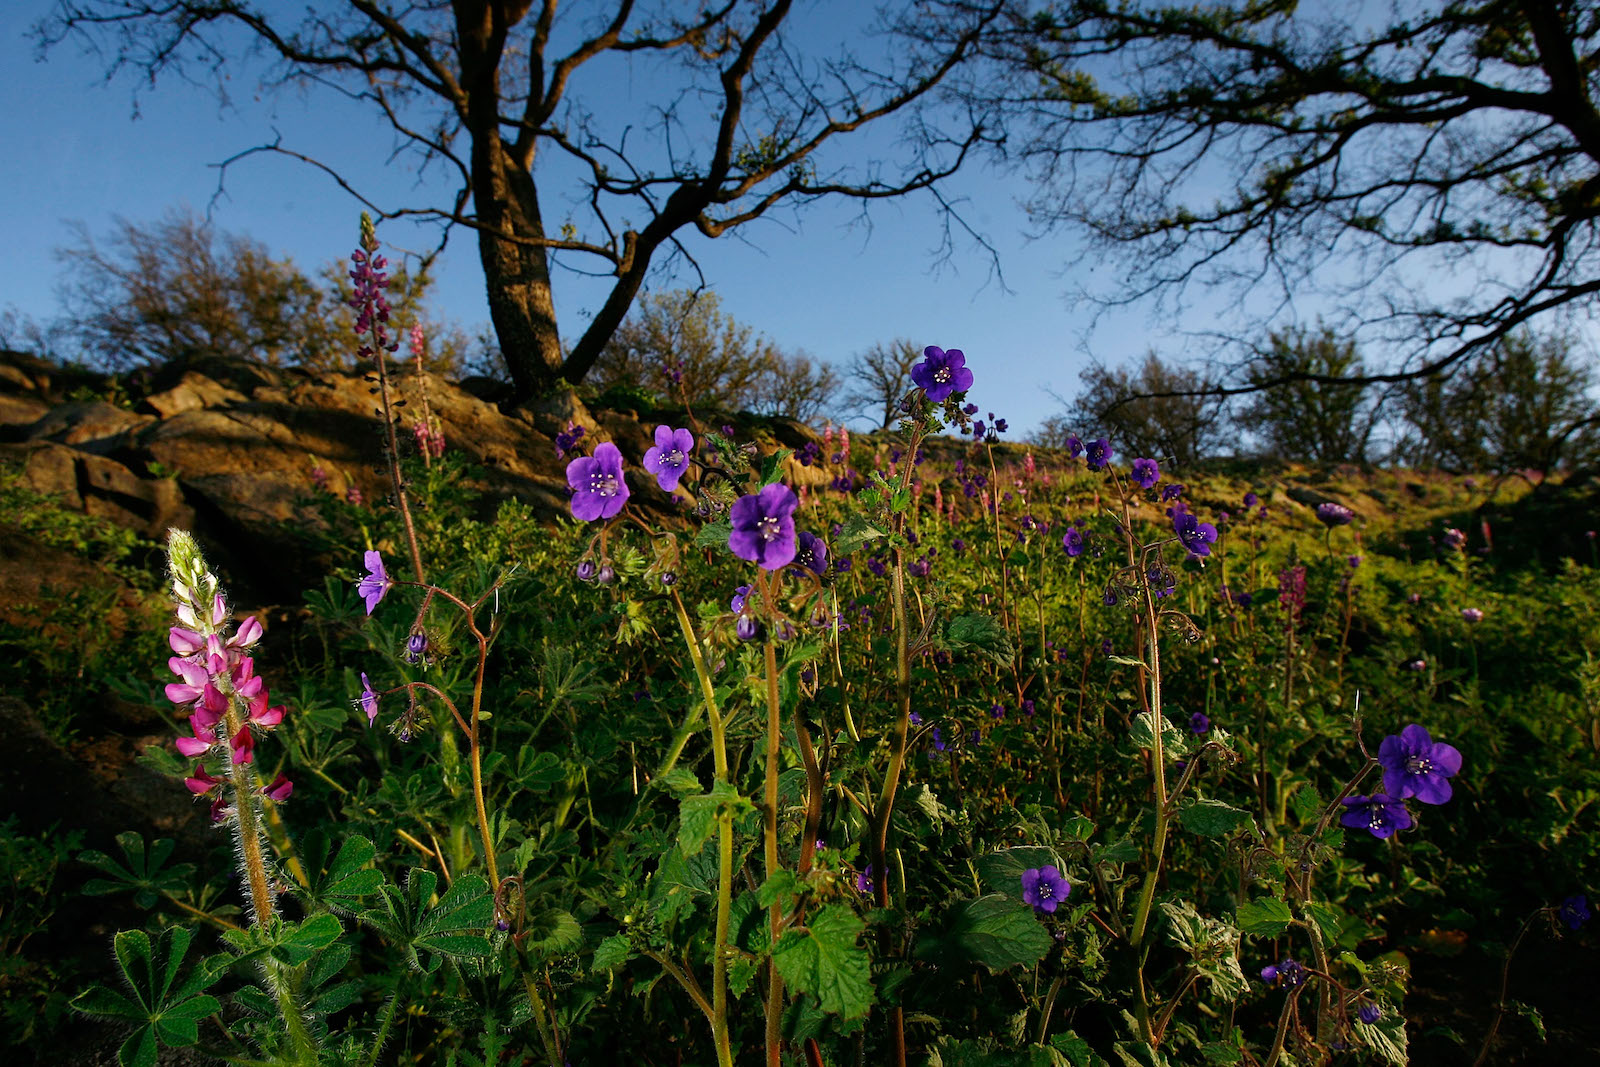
left=470, top=135, right=564, bottom=402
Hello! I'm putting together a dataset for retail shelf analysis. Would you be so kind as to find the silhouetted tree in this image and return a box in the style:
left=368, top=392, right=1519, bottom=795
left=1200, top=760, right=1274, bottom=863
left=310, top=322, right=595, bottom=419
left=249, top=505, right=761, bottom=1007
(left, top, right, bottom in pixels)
left=1235, top=327, right=1377, bottom=464
left=975, top=1, right=1600, bottom=398
left=750, top=351, right=841, bottom=425
left=1399, top=330, right=1600, bottom=473
left=844, top=339, right=923, bottom=428
left=40, top=2, right=1005, bottom=402
left=1056, top=352, right=1228, bottom=465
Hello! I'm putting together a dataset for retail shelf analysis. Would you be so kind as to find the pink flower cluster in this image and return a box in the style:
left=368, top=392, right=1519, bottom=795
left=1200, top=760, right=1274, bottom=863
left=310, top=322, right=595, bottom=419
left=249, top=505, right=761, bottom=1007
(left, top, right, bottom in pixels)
left=166, top=595, right=292, bottom=818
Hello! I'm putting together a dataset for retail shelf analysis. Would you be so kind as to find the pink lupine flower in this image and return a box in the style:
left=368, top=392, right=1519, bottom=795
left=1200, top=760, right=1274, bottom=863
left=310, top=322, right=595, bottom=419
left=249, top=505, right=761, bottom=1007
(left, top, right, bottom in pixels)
left=169, top=627, right=206, bottom=656
left=247, top=688, right=286, bottom=729
left=409, top=321, right=425, bottom=357
left=229, top=727, right=255, bottom=765
left=185, top=765, right=222, bottom=796
left=175, top=714, right=217, bottom=757
left=262, top=774, right=294, bottom=802
left=211, top=594, right=228, bottom=627
left=166, top=657, right=210, bottom=705
left=194, top=683, right=228, bottom=730
left=347, top=485, right=364, bottom=505
left=230, top=657, right=265, bottom=702
left=228, top=616, right=263, bottom=651
left=310, top=465, right=329, bottom=489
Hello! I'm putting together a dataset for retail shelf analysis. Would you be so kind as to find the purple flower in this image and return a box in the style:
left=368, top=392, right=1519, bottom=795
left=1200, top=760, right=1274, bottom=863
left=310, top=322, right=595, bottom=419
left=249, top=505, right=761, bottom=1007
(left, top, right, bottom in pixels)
left=1339, top=794, right=1414, bottom=839
left=1161, top=483, right=1185, bottom=503
left=735, top=615, right=762, bottom=642
left=1316, top=502, right=1355, bottom=527
left=1559, top=895, right=1591, bottom=931
left=1189, top=711, right=1210, bottom=734
left=1358, top=1003, right=1382, bottom=1025
left=856, top=869, right=875, bottom=895
left=729, top=484, right=800, bottom=570
left=793, top=531, right=829, bottom=576
left=262, top=773, right=294, bottom=803
left=1348, top=555, right=1363, bottom=569
left=1461, top=607, right=1483, bottom=623
left=1377, top=724, right=1463, bottom=805
left=910, top=345, right=974, bottom=401
left=575, top=560, right=597, bottom=582
left=1243, top=491, right=1259, bottom=508
left=731, top=584, right=753, bottom=614
left=357, top=550, right=391, bottom=615
left=1061, top=528, right=1085, bottom=557
left=1085, top=438, right=1113, bottom=471
left=1173, top=511, right=1218, bottom=557
left=1020, top=865, right=1071, bottom=914
left=358, top=672, right=379, bottom=725
left=1442, top=527, right=1467, bottom=551
left=1261, top=958, right=1306, bottom=987
left=1404, top=658, right=1427, bottom=671
left=1065, top=434, right=1084, bottom=458
left=566, top=442, right=630, bottom=521
left=642, top=425, right=695, bottom=492
left=1131, top=458, right=1160, bottom=489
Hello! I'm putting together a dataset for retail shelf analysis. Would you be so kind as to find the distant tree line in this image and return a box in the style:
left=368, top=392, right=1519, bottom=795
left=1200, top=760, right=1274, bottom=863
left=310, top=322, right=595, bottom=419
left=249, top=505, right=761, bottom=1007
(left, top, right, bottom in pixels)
left=1037, top=326, right=1600, bottom=474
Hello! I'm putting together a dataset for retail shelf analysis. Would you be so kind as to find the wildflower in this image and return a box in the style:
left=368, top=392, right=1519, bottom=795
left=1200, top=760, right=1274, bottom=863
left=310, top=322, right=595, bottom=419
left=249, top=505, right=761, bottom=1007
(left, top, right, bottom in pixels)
left=1085, top=438, right=1113, bottom=471
left=357, top=550, right=392, bottom=615
left=735, top=616, right=762, bottom=642
left=1461, top=607, right=1483, bottom=623
left=229, top=726, right=255, bottom=765
left=346, top=485, right=364, bottom=506
left=1404, top=658, right=1427, bottom=671
left=1559, top=895, right=1591, bottom=931
left=792, top=531, right=829, bottom=576
left=1339, top=794, right=1414, bottom=839
left=908, top=556, right=931, bottom=578
left=1349, top=555, right=1363, bottom=569
left=729, top=483, right=800, bottom=570
left=262, top=774, right=294, bottom=802
left=1064, top=434, right=1084, bottom=458
left=175, top=715, right=217, bottom=757
left=1279, top=566, right=1307, bottom=615
left=404, top=632, right=428, bottom=663
left=643, top=425, right=695, bottom=492
left=1261, top=958, right=1306, bottom=987
left=1442, top=527, right=1467, bottom=551
left=164, top=657, right=211, bottom=706
left=1020, top=865, right=1071, bottom=914
left=596, top=564, right=616, bottom=585
left=1234, top=591, right=1253, bottom=608
left=951, top=537, right=967, bottom=554
left=1131, top=458, right=1160, bottom=488
left=1058, top=528, right=1085, bottom=557
left=1316, top=502, right=1355, bottom=527
left=660, top=570, right=678, bottom=587
left=554, top=422, right=587, bottom=460
left=1173, top=511, right=1219, bottom=557
left=731, top=584, right=753, bottom=614
left=1243, top=491, right=1259, bottom=508
left=358, top=672, right=379, bottom=726
left=1189, top=711, right=1210, bottom=734
left=910, top=345, right=973, bottom=401
left=1161, top=483, right=1185, bottom=503
left=310, top=466, right=329, bottom=489
left=575, top=560, right=597, bottom=582
left=566, top=442, right=630, bottom=521
left=1357, top=1003, right=1382, bottom=1024
left=184, top=765, right=223, bottom=797
left=856, top=869, right=874, bottom=895
left=1377, top=724, right=1463, bottom=804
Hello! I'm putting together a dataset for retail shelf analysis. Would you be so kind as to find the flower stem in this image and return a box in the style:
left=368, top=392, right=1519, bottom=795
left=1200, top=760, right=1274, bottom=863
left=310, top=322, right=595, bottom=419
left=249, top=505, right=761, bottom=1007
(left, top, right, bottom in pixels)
left=762, top=624, right=786, bottom=1067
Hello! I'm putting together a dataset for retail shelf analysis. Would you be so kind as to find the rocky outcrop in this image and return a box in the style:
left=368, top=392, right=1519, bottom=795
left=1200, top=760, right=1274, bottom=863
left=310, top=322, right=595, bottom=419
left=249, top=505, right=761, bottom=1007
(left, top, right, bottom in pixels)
left=0, top=351, right=824, bottom=601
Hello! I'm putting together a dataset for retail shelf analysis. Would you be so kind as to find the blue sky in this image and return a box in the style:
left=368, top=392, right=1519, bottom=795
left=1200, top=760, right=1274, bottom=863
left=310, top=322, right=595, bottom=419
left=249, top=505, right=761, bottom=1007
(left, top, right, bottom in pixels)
left=0, top=2, right=1185, bottom=437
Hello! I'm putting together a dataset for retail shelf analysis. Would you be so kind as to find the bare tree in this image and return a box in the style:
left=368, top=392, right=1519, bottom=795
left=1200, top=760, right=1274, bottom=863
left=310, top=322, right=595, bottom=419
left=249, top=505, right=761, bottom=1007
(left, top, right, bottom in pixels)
left=1060, top=352, right=1228, bottom=465
left=1399, top=330, right=1600, bottom=473
left=52, top=209, right=469, bottom=373
left=844, top=339, right=922, bottom=428
left=1235, top=327, right=1379, bottom=464
left=973, top=1, right=1600, bottom=400
left=38, top=1, right=1004, bottom=403
left=749, top=350, right=841, bottom=425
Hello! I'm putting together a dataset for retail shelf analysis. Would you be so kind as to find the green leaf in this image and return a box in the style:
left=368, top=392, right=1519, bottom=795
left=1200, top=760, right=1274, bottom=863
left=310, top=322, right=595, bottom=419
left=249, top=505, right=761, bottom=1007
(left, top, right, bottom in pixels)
left=652, top=765, right=703, bottom=797
left=1051, top=1031, right=1113, bottom=1067
left=360, top=869, right=493, bottom=963
left=1510, top=1000, right=1546, bottom=1042
left=833, top=514, right=886, bottom=557
left=757, top=869, right=803, bottom=909
left=1128, top=712, right=1190, bottom=758
left=79, top=833, right=195, bottom=909
left=920, top=894, right=1053, bottom=973
left=758, top=448, right=794, bottom=487
left=1107, top=654, right=1148, bottom=669
left=1355, top=1007, right=1409, bottom=1065
left=944, top=614, right=1016, bottom=667
left=1157, top=901, right=1248, bottom=1001
left=678, top=781, right=750, bottom=857
left=592, top=933, right=633, bottom=972
left=72, top=926, right=219, bottom=1066
left=522, top=908, right=583, bottom=957
left=1234, top=898, right=1293, bottom=937
left=296, top=830, right=384, bottom=913
left=976, top=847, right=1062, bottom=899
left=1179, top=799, right=1251, bottom=837
left=695, top=520, right=733, bottom=548
left=771, top=905, right=875, bottom=1019
left=1300, top=901, right=1343, bottom=944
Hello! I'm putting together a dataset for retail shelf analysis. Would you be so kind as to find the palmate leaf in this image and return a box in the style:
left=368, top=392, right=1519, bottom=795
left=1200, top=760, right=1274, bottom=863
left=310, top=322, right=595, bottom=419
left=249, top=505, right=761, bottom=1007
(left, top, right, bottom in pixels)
left=770, top=905, right=875, bottom=1019
left=79, top=832, right=196, bottom=909
left=220, top=913, right=344, bottom=968
left=71, top=927, right=222, bottom=1067
left=359, top=868, right=493, bottom=967
left=294, top=829, right=384, bottom=914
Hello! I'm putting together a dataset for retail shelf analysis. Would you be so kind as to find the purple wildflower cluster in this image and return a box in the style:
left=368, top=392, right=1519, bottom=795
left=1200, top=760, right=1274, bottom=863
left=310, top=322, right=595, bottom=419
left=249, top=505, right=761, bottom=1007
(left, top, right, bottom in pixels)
left=1340, top=724, right=1464, bottom=839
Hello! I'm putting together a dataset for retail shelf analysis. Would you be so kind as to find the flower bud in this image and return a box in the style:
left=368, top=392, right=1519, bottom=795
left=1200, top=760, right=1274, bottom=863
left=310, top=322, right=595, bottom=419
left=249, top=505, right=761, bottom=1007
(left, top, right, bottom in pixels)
left=576, top=561, right=597, bottom=582
left=596, top=564, right=617, bottom=585
left=735, top=616, right=761, bottom=642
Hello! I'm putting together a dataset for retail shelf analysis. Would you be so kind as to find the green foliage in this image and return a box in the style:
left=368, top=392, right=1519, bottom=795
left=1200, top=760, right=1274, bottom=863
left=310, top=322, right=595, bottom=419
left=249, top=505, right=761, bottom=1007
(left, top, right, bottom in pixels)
left=770, top=905, right=875, bottom=1019
left=80, top=833, right=197, bottom=910
left=359, top=870, right=494, bottom=968
left=70, top=927, right=221, bottom=1067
